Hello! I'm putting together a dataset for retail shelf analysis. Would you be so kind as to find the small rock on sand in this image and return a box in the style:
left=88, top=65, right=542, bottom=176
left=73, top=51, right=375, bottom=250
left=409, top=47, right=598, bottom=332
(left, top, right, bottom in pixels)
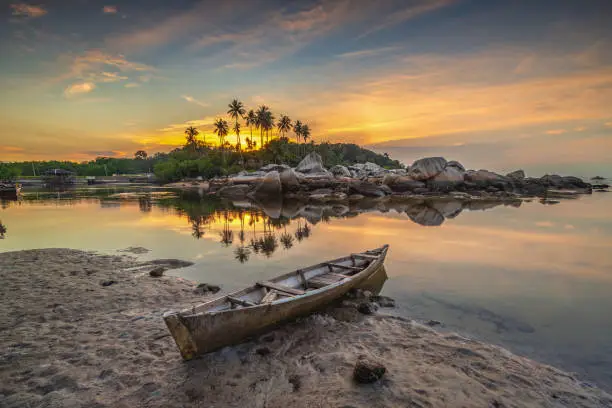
left=101, top=280, right=117, bottom=287
left=371, top=295, right=395, bottom=308
left=353, top=357, right=386, bottom=384
left=357, top=302, right=378, bottom=315
left=149, top=267, right=166, bottom=277
left=194, top=283, right=221, bottom=294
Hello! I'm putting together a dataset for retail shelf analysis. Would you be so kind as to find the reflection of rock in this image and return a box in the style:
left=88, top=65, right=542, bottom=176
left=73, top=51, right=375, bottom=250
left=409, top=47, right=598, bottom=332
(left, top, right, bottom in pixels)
left=408, top=157, right=447, bottom=180
left=330, top=165, right=352, bottom=178
left=430, top=200, right=463, bottom=218
left=256, top=198, right=283, bottom=219
left=295, top=152, right=327, bottom=174
left=217, top=184, right=251, bottom=198
left=407, top=205, right=445, bottom=226
left=251, top=171, right=282, bottom=197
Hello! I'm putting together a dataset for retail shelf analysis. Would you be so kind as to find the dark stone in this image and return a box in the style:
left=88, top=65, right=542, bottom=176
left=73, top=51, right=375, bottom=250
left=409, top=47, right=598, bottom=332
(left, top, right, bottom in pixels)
left=353, top=357, right=386, bottom=384
left=413, top=187, right=429, bottom=194
left=357, top=302, right=377, bottom=315
left=149, top=267, right=166, bottom=277
left=217, top=184, right=251, bottom=198
left=426, top=320, right=442, bottom=327
left=288, top=374, right=301, bottom=392
left=194, top=283, right=221, bottom=294
left=101, top=280, right=117, bottom=287
left=349, top=181, right=388, bottom=197
left=371, top=295, right=395, bottom=308
left=255, top=347, right=271, bottom=356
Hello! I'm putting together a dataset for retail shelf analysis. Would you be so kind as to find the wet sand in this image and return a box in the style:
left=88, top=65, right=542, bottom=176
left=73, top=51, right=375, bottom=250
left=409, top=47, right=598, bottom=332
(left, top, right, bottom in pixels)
left=1, top=249, right=611, bottom=408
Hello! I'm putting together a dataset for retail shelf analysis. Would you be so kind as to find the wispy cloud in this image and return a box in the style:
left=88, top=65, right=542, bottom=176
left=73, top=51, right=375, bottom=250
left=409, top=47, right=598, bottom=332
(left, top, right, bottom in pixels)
left=181, top=95, right=209, bottom=107
left=103, top=5, right=117, bottom=14
left=64, top=82, right=96, bottom=98
left=125, top=83, right=140, bottom=88
left=10, top=3, right=47, bottom=18
left=545, top=129, right=567, bottom=135
left=337, top=46, right=399, bottom=59
left=358, top=0, right=455, bottom=38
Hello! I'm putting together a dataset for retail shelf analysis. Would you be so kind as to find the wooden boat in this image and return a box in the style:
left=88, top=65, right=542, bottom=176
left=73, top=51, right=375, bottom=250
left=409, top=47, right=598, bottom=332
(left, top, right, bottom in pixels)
left=164, top=245, right=389, bottom=360
left=0, top=183, right=21, bottom=197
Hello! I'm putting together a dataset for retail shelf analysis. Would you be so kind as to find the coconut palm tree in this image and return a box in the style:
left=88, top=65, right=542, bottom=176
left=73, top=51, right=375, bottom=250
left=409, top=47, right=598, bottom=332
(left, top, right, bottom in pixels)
left=245, top=109, right=256, bottom=148
left=184, top=126, right=199, bottom=150
left=301, top=124, right=311, bottom=153
left=293, top=120, right=303, bottom=155
left=233, top=122, right=242, bottom=153
left=277, top=114, right=292, bottom=141
left=263, top=110, right=275, bottom=144
left=256, top=105, right=270, bottom=147
left=213, top=118, right=229, bottom=149
left=227, top=99, right=245, bottom=149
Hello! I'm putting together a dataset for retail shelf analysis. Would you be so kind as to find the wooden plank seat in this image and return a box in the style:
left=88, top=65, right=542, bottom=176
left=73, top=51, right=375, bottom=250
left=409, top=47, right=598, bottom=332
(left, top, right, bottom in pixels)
left=256, top=281, right=305, bottom=296
left=307, top=273, right=349, bottom=289
left=325, top=263, right=361, bottom=273
left=351, top=253, right=378, bottom=260
left=227, top=296, right=256, bottom=307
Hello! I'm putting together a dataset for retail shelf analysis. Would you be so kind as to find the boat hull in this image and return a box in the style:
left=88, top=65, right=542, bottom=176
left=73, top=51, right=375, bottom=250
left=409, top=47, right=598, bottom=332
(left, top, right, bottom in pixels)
left=164, top=247, right=388, bottom=360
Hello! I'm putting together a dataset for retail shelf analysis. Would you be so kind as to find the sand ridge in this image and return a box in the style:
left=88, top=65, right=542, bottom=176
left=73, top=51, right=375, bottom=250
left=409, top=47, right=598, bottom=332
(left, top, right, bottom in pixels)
left=1, top=249, right=611, bottom=407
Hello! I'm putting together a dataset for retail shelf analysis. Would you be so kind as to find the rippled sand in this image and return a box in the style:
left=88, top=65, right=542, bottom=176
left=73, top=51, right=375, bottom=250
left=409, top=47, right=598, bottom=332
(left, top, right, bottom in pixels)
left=1, top=249, right=611, bottom=407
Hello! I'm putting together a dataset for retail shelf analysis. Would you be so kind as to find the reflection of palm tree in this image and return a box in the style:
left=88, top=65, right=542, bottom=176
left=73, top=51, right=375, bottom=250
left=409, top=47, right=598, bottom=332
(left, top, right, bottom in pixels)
left=295, top=219, right=311, bottom=242
left=191, top=217, right=204, bottom=239
left=280, top=232, right=293, bottom=249
left=0, top=220, right=6, bottom=239
left=260, top=234, right=278, bottom=257
left=219, top=211, right=233, bottom=246
left=250, top=238, right=261, bottom=254
left=234, top=246, right=251, bottom=263
left=138, top=195, right=152, bottom=213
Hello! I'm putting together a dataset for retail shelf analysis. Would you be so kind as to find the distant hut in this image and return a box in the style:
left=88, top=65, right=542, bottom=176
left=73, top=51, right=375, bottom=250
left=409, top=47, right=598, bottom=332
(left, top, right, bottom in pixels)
left=42, top=169, right=76, bottom=185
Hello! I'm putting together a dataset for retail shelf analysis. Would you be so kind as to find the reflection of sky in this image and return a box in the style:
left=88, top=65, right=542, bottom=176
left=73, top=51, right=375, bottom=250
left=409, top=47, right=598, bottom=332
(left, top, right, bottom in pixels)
left=1, top=190, right=612, bottom=388
left=1, top=1, right=612, bottom=174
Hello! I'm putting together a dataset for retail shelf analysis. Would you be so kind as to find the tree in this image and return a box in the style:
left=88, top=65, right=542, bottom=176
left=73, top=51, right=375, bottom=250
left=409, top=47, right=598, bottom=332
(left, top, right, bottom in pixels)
left=293, top=120, right=303, bottom=154
left=245, top=109, right=256, bottom=149
left=277, top=114, right=292, bottom=141
left=301, top=124, right=311, bottom=146
left=255, top=105, right=270, bottom=148
left=134, top=150, right=148, bottom=160
left=184, top=126, right=199, bottom=150
left=233, top=122, right=242, bottom=153
left=263, top=110, right=275, bottom=144
left=227, top=99, right=245, bottom=150
left=213, top=119, right=229, bottom=148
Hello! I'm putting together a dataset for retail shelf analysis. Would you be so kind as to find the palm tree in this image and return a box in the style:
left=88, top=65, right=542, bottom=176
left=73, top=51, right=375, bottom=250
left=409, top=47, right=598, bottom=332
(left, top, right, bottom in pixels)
left=227, top=99, right=245, bottom=149
left=213, top=118, right=229, bottom=149
left=233, top=122, right=242, bottom=153
left=184, top=126, right=199, bottom=150
left=245, top=109, right=256, bottom=148
left=277, top=114, right=292, bottom=141
left=256, top=105, right=270, bottom=147
left=301, top=124, right=311, bottom=154
left=263, top=110, right=275, bottom=144
left=293, top=120, right=303, bottom=155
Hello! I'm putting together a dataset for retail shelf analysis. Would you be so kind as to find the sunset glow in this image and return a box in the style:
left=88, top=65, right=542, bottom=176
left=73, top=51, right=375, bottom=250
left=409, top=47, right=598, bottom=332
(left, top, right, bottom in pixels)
left=1, top=0, right=611, bottom=174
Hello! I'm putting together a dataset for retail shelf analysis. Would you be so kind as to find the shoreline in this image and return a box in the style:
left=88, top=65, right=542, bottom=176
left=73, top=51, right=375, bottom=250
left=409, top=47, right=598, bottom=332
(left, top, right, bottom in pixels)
left=1, top=249, right=611, bottom=407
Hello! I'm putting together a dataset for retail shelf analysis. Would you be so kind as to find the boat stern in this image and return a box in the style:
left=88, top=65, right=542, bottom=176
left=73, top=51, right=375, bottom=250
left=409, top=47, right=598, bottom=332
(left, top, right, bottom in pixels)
left=163, top=311, right=199, bottom=361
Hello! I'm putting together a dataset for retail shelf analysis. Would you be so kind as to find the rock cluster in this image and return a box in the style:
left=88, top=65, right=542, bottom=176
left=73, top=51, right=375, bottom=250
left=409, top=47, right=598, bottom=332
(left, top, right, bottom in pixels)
left=208, top=154, right=594, bottom=203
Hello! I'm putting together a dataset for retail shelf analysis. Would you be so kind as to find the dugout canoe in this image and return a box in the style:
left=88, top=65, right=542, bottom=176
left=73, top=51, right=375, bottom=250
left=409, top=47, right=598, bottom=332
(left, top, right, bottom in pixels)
left=163, top=245, right=389, bottom=360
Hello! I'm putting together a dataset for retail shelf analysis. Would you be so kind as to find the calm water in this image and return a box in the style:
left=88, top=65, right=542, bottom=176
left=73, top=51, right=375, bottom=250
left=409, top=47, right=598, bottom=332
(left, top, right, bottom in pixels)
left=1, top=186, right=612, bottom=390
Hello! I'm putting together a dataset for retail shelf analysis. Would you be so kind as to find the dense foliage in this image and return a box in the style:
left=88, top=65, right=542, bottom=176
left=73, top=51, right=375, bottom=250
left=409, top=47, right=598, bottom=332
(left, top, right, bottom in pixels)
left=0, top=141, right=402, bottom=183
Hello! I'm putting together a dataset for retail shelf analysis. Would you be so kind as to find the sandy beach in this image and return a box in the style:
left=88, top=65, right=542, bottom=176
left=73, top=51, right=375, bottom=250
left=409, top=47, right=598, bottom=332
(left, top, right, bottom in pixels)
left=1, top=249, right=611, bottom=408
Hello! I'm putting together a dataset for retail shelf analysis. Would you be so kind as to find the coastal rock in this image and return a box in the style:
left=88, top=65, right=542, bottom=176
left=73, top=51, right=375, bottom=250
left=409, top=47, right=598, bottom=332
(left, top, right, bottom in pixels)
left=540, top=175, right=590, bottom=190
left=408, top=157, right=447, bottom=180
left=371, top=295, right=395, bottom=308
left=592, top=176, right=605, bottom=180
left=194, top=283, right=221, bottom=295
left=387, top=177, right=426, bottom=192
left=465, top=170, right=508, bottom=183
left=433, top=166, right=465, bottom=182
left=260, top=163, right=290, bottom=173
left=382, top=173, right=399, bottom=186
left=279, top=168, right=300, bottom=191
left=349, top=162, right=386, bottom=178
left=506, top=170, right=526, bottom=180
left=349, top=181, right=389, bottom=197
left=295, top=152, right=327, bottom=174
left=446, top=160, right=466, bottom=172
left=357, top=302, right=378, bottom=315
left=216, top=184, right=251, bottom=198
left=251, top=171, right=282, bottom=197
left=330, top=165, right=352, bottom=178
left=353, top=357, right=386, bottom=384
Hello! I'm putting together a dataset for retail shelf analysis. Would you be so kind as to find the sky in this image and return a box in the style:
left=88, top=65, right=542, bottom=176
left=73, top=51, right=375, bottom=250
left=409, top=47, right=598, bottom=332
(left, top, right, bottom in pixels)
left=0, top=0, right=611, bottom=175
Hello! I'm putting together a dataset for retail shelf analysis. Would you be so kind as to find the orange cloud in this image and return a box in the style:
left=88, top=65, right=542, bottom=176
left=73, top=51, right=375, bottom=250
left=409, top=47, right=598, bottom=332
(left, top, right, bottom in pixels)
left=103, top=5, right=117, bottom=14
left=64, top=82, right=96, bottom=97
left=545, top=129, right=567, bottom=135
left=10, top=3, right=47, bottom=18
